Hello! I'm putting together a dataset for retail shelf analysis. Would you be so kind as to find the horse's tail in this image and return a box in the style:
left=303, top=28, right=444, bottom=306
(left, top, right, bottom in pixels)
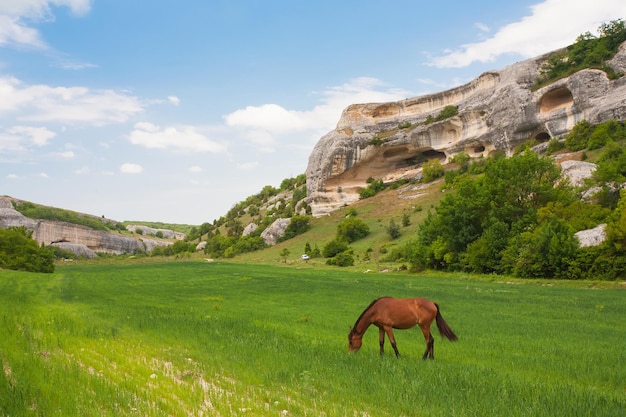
left=434, top=303, right=458, bottom=341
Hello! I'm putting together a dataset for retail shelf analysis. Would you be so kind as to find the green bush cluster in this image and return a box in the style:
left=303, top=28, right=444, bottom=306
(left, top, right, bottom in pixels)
left=179, top=174, right=308, bottom=259
left=396, top=120, right=626, bottom=279
left=359, top=178, right=386, bottom=199
left=322, top=216, right=369, bottom=267
left=0, top=227, right=55, bottom=273
left=534, top=19, right=626, bottom=89
left=424, top=105, right=459, bottom=125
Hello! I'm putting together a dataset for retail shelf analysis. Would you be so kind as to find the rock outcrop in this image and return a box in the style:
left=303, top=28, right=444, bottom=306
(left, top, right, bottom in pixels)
left=305, top=42, right=626, bottom=216
left=575, top=224, right=607, bottom=247
left=0, top=197, right=172, bottom=256
left=125, top=225, right=185, bottom=240
left=260, top=218, right=291, bottom=246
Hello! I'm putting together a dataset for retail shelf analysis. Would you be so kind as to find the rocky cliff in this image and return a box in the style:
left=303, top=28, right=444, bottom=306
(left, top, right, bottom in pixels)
left=0, top=197, right=171, bottom=257
left=305, top=42, right=626, bottom=216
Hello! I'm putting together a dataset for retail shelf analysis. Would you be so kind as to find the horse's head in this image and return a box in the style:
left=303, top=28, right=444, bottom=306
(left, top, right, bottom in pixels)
left=348, top=326, right=362, bottom=352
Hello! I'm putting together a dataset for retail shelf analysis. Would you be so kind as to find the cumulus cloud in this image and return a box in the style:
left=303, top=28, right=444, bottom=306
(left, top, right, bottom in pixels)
left=428, top=0, right=626, bottom=68
left=128, top=122, right=226, bottom=153
left=120, top=163, right=143, bottom=174
left=223, top=77, right=410, bottom=152
left=236, top=161, right=260, bottom=171
left=0, top=125, right=56, bottom=151
left=0, top=76, right=144, bottom=125
left=168, top=96, right=180, bottom=106
left=55, top=150, right=75, bottom=159
left=0, top=0, right=91, bottom=49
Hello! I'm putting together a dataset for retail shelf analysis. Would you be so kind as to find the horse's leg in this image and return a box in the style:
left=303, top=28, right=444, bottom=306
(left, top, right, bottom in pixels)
left=384, top=327, right=400, bottom=358
left=378, top=327, right=385, bottom=355
left=420, top=326, right=435, bottom=360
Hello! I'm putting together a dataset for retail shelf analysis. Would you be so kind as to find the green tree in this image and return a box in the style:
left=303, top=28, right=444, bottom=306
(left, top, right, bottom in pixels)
left=326, top=250, right=354, bottom=267
left=323, top=239, right=349, bottom=258
left=281, top=215, right=311, bottom=241
left=502, top=217, right=579, bottom=278
left=336, top=217, right=370, bottom=243
left=0, top=227, right=55, bottom=273
left=279, top=248, right=290, bottom=263
left=422, top=159, right=445, bottom=182
left=408, top=151, right=574, bottom=273
left=387, top=219, right=401, bottom=240
left=607, top=189, right=626, bottom=251
left=401, top=212, right=411, bottom=227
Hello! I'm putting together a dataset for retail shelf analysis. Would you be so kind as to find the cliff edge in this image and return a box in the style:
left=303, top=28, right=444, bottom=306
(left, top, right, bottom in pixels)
left=305, top=42, right=626, bottom=216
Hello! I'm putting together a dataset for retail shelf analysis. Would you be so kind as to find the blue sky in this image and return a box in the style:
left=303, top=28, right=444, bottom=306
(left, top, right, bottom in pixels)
left=2, top=0, right=625, bottom=225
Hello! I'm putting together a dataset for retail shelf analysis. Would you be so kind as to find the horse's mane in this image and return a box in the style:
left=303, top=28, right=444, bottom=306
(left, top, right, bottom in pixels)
left=352, top=296, right=391, bottom=331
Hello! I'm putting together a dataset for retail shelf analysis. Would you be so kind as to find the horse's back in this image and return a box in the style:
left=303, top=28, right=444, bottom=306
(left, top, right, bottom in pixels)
left=373, top=297, right=437, bottom=329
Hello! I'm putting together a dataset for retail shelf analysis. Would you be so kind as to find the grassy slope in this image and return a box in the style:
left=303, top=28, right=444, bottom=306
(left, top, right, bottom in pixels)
left=236, top=180, right=444, bottom=267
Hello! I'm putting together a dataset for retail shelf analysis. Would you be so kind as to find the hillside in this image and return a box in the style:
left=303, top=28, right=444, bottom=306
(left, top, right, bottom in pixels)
left=305, top=22, right=626, bottom=216
left=2, top=22, right=626, bottom=280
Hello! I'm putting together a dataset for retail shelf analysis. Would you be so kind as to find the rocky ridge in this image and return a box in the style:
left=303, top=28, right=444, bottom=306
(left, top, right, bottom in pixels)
left=0, top=197, right=173, bottom=257
left=305, top=42, right=626, bottom=216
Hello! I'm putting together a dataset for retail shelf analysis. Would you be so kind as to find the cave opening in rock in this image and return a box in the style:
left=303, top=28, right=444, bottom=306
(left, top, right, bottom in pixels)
left=421, top=149, right=446, bottom=161
left=540, top=87, right=574, bottom=113
left=535, top=132, right=551, bottom=142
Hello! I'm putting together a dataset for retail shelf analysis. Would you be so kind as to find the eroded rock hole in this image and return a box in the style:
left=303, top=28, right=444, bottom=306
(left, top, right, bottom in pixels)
left=540, top=87, right=573, bottom=113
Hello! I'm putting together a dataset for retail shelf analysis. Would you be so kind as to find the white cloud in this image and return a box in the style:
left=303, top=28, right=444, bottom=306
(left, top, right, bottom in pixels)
left=128, top=122, right=226, bottom=153
left=0, top=125, right=56, bottom=151
left=428, top=0, right=626, bottom=68
left=168, top=96, right=180, bottom=106
left=236, top=161, right=259, bottom=171
left=120, top=163, right=143, bottom=174
left=0, top=0, right=91, bottom=49
left=7, top=173, right=18, bottom=179
left=188, top=166, right=203, bottom=173
left=56, top=150, right=75, bottom=158
left=474, top=22, right=490, bottom=33
left=0, top=15, right=44, bottom=48
left=39, top=172, right=48, bottom=178
left=8, top=125, right=56, bottom=145
left=223, top=77, right=410, bottom=152
left=225, top=103, right=312, bottom=134
left=0, top=76, right=144, bottom=125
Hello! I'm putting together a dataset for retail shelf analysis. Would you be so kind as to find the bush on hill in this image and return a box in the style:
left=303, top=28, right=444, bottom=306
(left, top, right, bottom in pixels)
left=534, top=19, right=626, bottom=89
left=0, top=227, right=55, bottom=273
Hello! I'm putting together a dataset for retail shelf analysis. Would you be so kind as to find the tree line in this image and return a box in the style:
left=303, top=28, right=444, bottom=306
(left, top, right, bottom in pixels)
left=386, top=120, right=626, bottom=280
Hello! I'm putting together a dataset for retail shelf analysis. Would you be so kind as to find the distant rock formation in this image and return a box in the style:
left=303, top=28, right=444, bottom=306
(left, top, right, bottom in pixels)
left=125, top=225, right=185, bottom=240
left=305, top=41, right=626, bottom=216
left=0, top=197, right=172, bottom=256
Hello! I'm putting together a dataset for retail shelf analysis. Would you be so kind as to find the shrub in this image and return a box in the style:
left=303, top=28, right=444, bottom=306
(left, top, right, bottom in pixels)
left=387, top=219, right=401, bottom=239
left=422, top=159, right=445, bottom=182
left=326, top=251, right=354, bottom=267
left=0, top=227, right=55, bottom=273
left=359, top=178, right=386, bottom=199
left=280, top=215, right=311, bottom=241
left=336, top=217, right=370, bottom=243
left=323, top=239, right=349, bottom=258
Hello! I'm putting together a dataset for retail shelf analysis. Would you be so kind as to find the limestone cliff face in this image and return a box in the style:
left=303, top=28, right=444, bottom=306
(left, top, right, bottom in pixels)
left=0, top=197, right=171, bottom=256
left=305, top=42, right=626, bottom=216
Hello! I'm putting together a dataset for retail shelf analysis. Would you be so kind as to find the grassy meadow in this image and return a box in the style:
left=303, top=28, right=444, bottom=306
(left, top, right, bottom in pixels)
left=1, top=261, right=624, bottom=416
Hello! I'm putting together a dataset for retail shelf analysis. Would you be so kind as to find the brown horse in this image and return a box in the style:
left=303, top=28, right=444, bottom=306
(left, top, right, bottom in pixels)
left=348, top=297, right=457, bottom=360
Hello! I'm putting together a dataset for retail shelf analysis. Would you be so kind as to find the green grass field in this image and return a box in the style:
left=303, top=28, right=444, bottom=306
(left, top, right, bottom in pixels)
left=1, top=261, right=624, bottom=416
